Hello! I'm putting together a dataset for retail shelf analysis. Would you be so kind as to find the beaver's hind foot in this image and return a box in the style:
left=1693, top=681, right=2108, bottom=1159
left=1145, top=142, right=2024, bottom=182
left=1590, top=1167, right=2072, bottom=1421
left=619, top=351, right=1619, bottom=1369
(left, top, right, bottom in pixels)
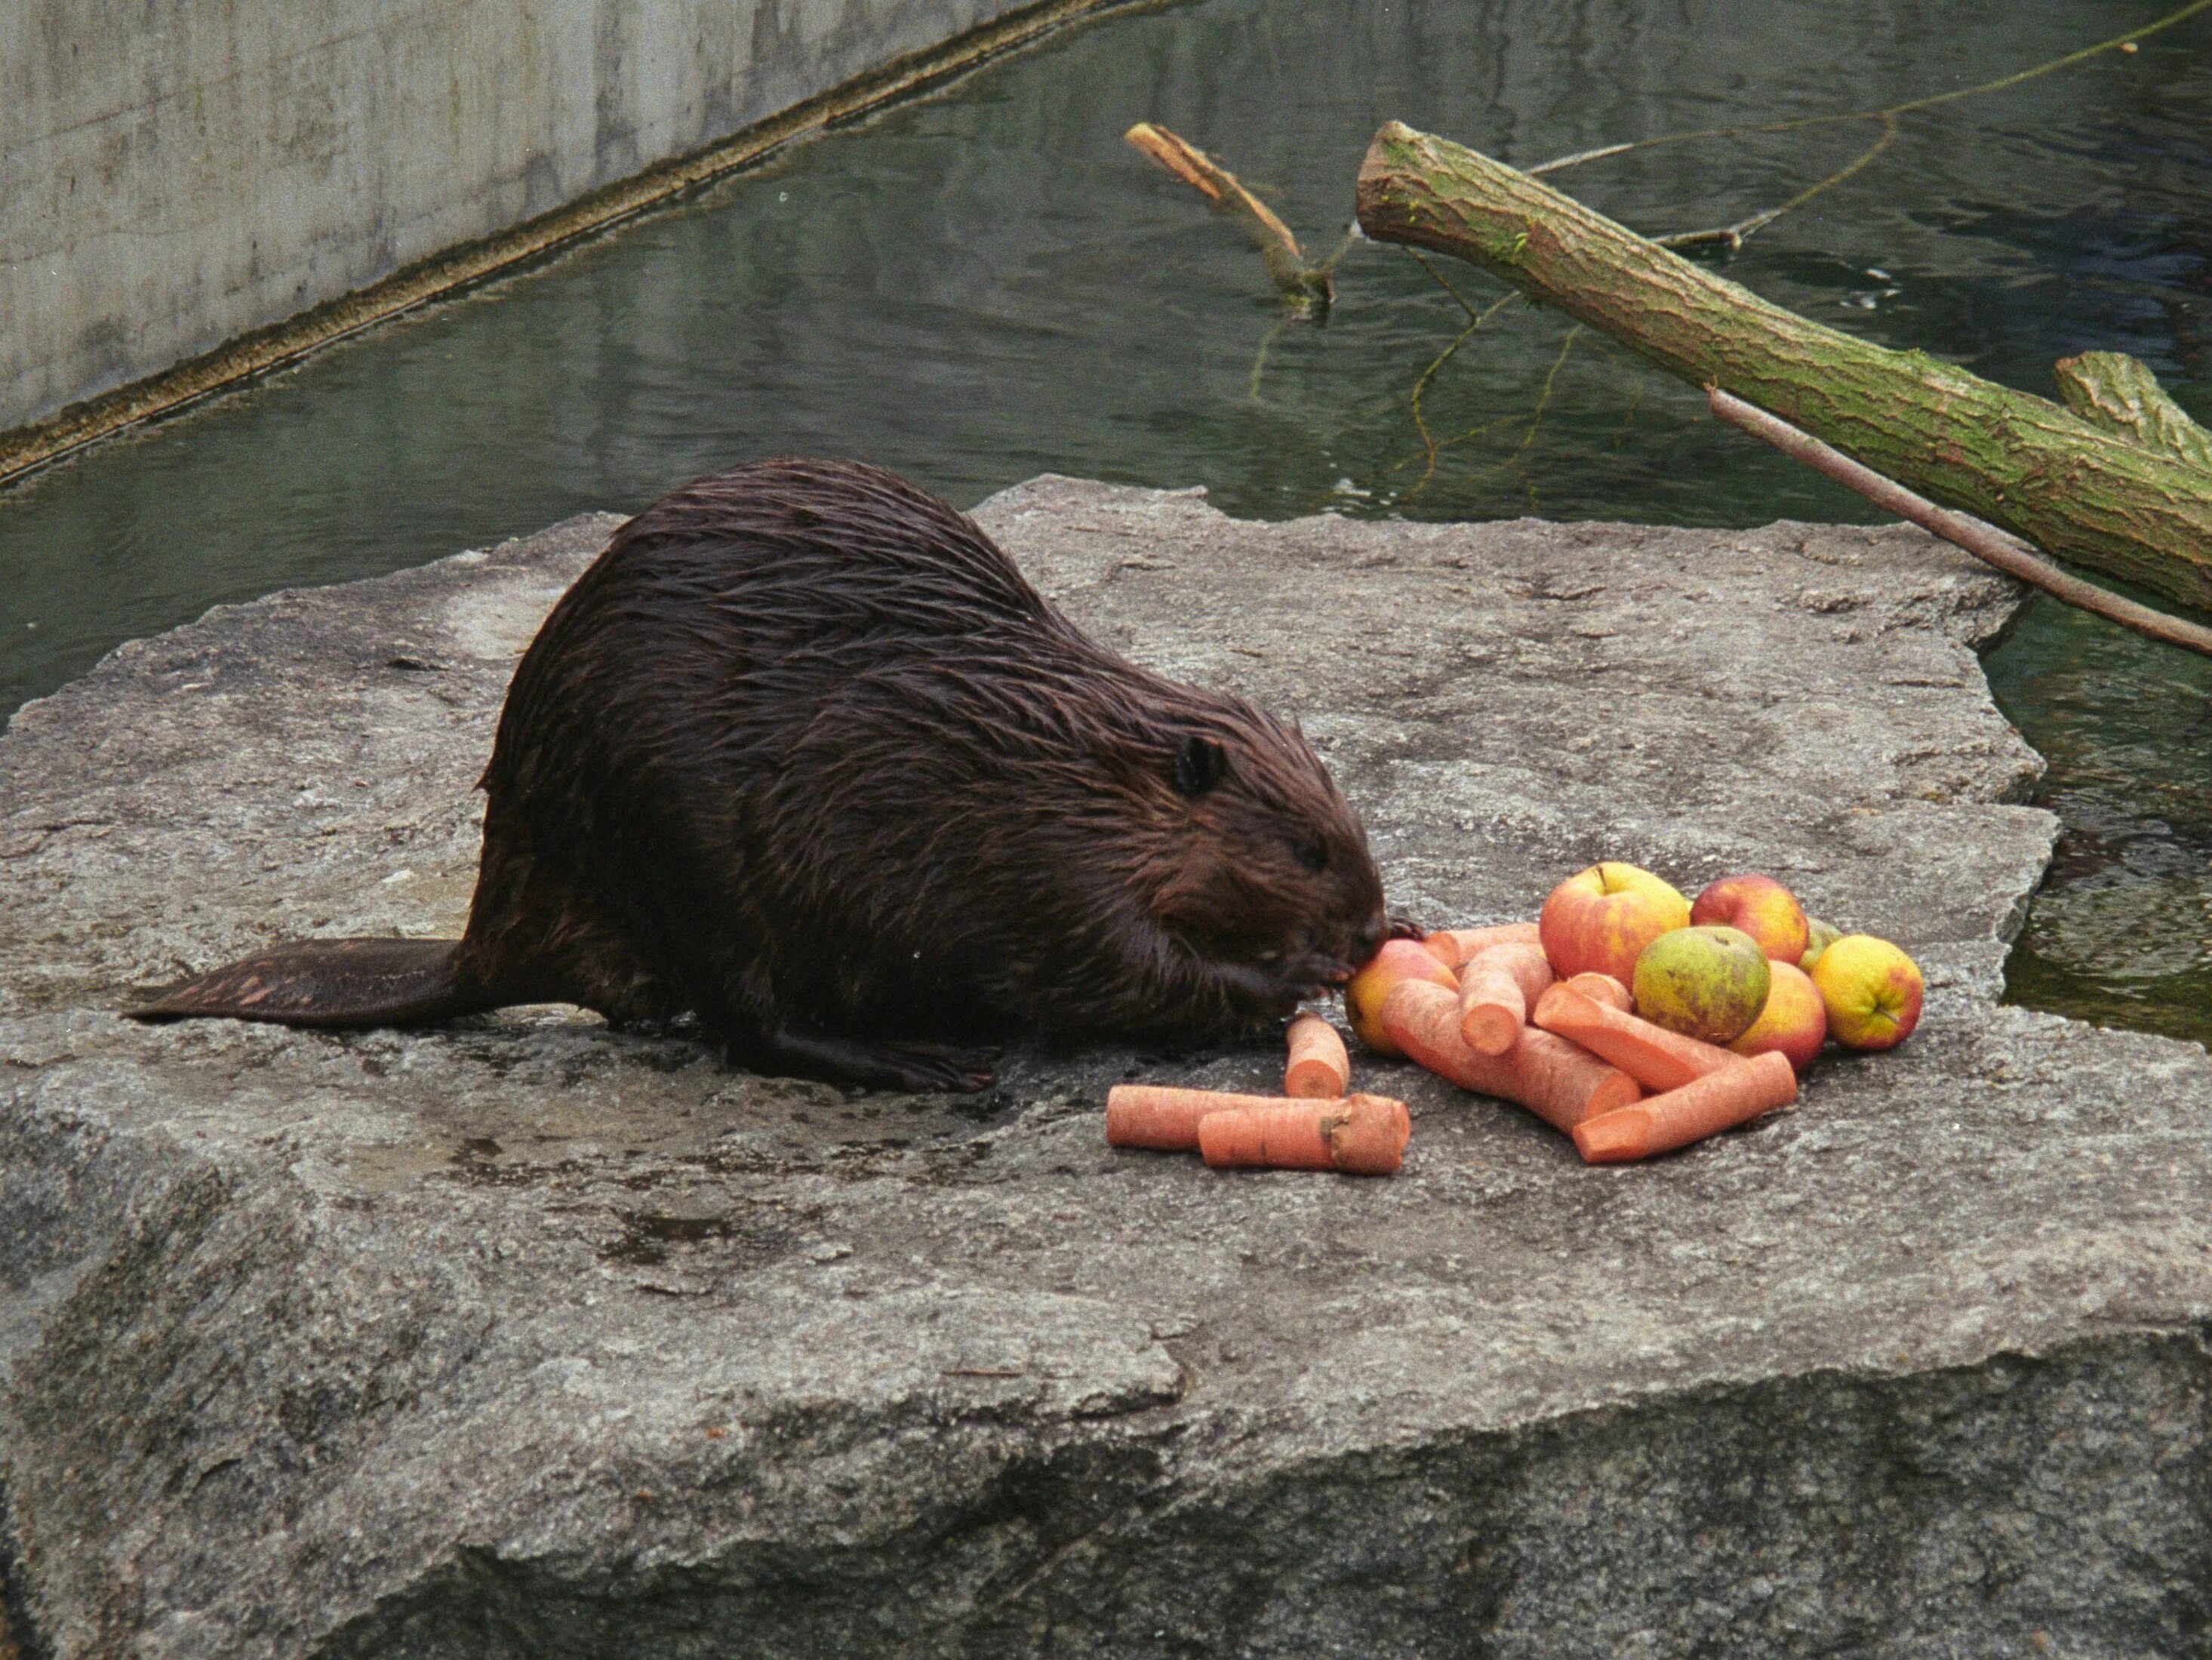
left=737, top=1026, right=998, bottom=1094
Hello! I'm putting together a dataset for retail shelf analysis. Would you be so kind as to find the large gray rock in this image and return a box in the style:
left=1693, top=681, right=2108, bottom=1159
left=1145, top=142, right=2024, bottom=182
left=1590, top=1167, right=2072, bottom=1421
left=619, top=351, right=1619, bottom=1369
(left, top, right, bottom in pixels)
left=2, top=479, right=2208, bottom=1658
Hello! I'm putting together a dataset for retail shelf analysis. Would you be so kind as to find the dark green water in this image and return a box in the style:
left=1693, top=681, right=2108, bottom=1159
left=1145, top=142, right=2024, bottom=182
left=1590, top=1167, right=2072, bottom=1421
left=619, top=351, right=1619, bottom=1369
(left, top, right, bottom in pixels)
left=2, top=0, right=2207, bottom=1040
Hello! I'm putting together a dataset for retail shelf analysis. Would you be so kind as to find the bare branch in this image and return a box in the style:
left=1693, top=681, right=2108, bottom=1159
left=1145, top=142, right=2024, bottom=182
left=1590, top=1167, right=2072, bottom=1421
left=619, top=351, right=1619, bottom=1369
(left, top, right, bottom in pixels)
left=1709, top=387, right=2212, bottom=659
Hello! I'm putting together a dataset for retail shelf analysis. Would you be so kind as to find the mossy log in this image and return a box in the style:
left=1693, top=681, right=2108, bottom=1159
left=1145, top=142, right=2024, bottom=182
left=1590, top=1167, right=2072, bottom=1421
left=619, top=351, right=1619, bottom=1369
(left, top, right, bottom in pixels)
left=1355, top=121, right=2212, bottom=613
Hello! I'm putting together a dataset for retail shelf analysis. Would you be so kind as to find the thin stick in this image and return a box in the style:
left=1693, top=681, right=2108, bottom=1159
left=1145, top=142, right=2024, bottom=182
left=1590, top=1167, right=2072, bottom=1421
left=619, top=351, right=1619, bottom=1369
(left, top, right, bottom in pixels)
left=1503, top=325, right=1583, bottom=510
left=1709, top=386, right=2212, bottom=658
left=1657, top=114, right=1900, bottom=252
left=1312, top=221, right=1364, bottom=277
left=1411, top=248, right=1495, bottom=328
left=1247, top=313, right=1289, bottom=401
left=1529, top=0, right=2212, bottom=178
left=1396, top=253, right=1521, bottom=497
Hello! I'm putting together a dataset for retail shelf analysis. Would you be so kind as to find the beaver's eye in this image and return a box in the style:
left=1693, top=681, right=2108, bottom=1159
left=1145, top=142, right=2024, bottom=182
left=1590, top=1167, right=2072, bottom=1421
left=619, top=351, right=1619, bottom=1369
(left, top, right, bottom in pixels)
left=1297, top=837, right=1329, bottom=873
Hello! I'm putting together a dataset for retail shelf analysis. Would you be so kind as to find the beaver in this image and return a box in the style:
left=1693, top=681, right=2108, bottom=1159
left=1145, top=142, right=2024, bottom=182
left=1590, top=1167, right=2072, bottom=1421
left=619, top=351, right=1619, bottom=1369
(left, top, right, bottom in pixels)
left=133, top=459, right=1391, bottom=1091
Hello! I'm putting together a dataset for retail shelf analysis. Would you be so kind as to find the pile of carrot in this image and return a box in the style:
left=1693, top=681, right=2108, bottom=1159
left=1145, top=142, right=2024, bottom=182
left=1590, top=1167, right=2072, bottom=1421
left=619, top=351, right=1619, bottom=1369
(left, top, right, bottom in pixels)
left=1099, top=931, right=1791, bottom=1174
left=1366, top=916, right=1804, bottom=1162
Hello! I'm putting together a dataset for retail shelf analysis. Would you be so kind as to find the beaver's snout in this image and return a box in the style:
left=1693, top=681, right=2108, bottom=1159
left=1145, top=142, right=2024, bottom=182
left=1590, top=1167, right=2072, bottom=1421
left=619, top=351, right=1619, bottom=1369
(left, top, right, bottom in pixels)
left=1345, top=913, right=1388, bottom=973
left=1297, top=911, right=1388, bottom=990
left=1245, top=918, right=1385, bottom=1009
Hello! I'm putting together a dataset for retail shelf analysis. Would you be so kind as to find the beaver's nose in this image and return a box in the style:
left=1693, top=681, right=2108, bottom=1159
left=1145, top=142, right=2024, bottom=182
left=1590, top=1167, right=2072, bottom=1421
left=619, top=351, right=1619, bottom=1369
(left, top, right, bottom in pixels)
left=1349, top=915, right=1387, bottom=965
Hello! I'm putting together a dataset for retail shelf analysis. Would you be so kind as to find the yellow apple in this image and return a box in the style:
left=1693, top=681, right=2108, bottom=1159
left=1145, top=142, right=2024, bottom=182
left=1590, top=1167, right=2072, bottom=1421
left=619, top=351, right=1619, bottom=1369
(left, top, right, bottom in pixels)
left=1728, top=959, right=1827, bottom=1073
left=1811, top=935, right=1924, bottom=1050
left=1345, top=938, right=1457, bottom=1056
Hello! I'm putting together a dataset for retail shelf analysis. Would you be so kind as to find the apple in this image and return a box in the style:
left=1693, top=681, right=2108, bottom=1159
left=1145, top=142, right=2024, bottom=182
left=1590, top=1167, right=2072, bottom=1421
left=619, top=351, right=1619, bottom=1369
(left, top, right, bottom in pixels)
left=1538, top=862, right=1691, bottom=983
left=1631, top=925, right=1771, bottom=1045
left=1690, top=873, right=1811, bottom=964
left=1798, top=918, right=1842, bottom=972
left=1346, top=938, right=1457, bottom=1056
left=1727, top=959, right=1827, bottom=1073
left=1811, top=935, right=1924, bottom=1050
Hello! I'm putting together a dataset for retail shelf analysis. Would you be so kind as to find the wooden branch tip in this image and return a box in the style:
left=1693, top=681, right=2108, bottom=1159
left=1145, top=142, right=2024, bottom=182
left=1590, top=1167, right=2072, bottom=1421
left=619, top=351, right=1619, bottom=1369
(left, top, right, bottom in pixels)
left=1127, top=121, right=1331, bottom=307
left=2053, top=351, right=2212, bottom=471
left=1123, top=123, right=1224, bottom=202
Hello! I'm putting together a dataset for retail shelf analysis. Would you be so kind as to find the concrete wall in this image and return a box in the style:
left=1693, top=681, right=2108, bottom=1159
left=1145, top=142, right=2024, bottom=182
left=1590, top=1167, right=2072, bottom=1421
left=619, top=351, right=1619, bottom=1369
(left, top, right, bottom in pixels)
left=0, top=0, right=1054, bottom=435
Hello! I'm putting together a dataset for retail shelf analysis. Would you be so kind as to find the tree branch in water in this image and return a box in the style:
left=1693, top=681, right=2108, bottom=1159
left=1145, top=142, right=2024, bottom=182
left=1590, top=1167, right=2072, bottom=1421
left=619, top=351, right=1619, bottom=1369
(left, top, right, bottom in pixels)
left=1356, top=123, right=2212, bottom=611
left=1125, top=122, right=1334, bottom=311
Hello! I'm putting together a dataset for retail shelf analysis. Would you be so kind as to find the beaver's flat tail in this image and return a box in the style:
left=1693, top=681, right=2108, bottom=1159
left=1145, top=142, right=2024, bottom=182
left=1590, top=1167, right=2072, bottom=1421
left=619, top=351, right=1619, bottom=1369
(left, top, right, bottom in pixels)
left=129, top=938, right=495, bottom=1028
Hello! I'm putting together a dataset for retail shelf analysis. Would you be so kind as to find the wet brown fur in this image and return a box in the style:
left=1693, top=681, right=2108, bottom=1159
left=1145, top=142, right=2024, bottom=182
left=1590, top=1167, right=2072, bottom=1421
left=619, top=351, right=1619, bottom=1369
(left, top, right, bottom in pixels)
left=136, top=460, right=1388, bottom=1090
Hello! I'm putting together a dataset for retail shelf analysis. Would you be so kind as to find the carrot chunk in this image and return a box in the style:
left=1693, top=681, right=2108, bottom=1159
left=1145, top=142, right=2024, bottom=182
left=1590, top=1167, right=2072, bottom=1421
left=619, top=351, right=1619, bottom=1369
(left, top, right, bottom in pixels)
left=1284, top=1012, right=1351, bottom=1098
left=1562, top=972, right=1632, bottom=1012
left=1532, top=983, right=1742, bottom=1093
left=1420, top=922, right=1541, bottom=969
left=1381, top=979, right=1639, bottom=1132
left=1571, top=1049, right=1798, bottom=1163
left=1106, top=1086, right=1293, bottom=1150
left=1457, top=941, right=1555, bottom=1055
left=1197, top=1094, right=1411, bottom=1175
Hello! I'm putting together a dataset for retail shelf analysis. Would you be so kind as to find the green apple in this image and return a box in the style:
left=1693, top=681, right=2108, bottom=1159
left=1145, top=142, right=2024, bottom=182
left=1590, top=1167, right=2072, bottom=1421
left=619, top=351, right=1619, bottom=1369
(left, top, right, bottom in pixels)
left=1798, top=918, right=1842, bottom=973
left=1632, top=925, right=1772, bottom=1046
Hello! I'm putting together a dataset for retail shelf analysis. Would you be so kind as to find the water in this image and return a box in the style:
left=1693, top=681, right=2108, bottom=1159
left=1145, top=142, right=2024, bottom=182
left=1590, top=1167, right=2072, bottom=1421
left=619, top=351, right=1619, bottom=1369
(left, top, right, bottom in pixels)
left=2, top=0, right=2207, bottom=1040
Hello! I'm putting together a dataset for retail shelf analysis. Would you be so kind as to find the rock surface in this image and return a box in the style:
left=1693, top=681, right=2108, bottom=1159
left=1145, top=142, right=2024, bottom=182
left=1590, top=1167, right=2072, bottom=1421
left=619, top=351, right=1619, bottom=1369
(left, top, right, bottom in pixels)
left=2, top=479, right=2209, bottom=1658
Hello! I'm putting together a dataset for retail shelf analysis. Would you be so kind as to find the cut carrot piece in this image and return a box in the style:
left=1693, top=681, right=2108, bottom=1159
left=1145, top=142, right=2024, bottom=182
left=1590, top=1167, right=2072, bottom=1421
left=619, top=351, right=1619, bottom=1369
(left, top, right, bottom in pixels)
left=1571, top=1049, right=1798, bottom=1163
left=1106, top=1086, right=1293, bottom=1150
left=1531, top=983, right=1742, bottom=1093
left=1381, top=979, right=1639, bottom=1132
left=1457, top=942, right=1555, bottom=1055
left=1420, top=922, right=1541, bottom=969
left=1284, top=1012, right=1351, bottom=1098
left=1563, top=972, right=1632, bottom=1012
left=1198, top=1094, right=1411, bottom=1175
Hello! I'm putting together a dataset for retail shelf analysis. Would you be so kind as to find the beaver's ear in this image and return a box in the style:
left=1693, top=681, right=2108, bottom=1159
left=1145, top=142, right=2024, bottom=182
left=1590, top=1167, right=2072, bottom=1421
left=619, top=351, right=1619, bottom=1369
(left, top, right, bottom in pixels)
left=1172, top=735, right=1228, bottom=798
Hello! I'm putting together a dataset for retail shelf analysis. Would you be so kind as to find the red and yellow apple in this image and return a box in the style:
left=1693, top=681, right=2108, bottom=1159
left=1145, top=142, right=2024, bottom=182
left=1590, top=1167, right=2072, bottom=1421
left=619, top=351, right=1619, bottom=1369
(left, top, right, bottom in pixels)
left=1346, top=938, right=1458, bottom=1056
left=1798, top=919, right=1842, bottom=973
left=1690, top=873, right=1811, bottom=965
left=1811, top=935, right=1923, bottom=1050
left=1538, top=862, right=1691, bottom=983
left=1631, top=925, right=1771, bottom=1045
left=1727, top=960, right=1827, bottom=1073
